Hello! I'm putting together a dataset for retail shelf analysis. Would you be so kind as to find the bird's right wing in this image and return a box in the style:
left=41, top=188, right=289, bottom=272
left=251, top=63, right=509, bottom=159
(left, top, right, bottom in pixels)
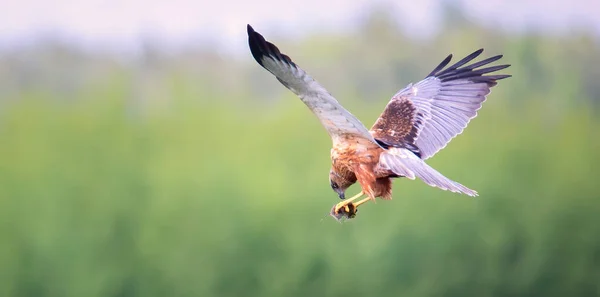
left=247, top=25, right=377, bottom=146
left=378, top=147, right=478, bottom=196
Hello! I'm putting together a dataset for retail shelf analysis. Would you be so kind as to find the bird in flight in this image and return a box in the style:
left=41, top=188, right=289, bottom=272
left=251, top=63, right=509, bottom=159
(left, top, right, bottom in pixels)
left=247, top=25, right=510, bottom=220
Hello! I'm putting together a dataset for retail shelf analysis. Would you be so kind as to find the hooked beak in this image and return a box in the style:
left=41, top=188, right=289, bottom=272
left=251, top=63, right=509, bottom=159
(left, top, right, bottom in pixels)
left=336, top=190, right=345, bottom=200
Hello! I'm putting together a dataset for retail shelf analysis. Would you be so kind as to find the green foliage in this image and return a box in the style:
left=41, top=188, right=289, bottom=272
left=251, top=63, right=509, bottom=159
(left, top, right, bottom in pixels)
left=1, top=77, right=599, bottom=297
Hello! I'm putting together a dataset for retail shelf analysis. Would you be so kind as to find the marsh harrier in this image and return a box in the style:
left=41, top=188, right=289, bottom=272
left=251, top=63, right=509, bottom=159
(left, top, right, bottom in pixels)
left=247, top=25, right=510, bottom=220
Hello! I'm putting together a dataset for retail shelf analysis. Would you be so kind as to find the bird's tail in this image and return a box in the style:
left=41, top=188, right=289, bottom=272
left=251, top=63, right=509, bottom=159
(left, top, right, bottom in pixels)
left=379, top=148, right=478, bottom=197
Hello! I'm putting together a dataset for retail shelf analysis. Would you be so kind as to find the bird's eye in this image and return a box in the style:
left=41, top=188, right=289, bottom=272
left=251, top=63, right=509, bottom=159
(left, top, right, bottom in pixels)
left=331, top=182, right=338, bottom=189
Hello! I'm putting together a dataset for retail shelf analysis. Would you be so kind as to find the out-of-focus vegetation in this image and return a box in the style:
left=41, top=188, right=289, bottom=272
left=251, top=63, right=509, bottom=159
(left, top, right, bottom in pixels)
left=1, top=6, right=600, bottom=297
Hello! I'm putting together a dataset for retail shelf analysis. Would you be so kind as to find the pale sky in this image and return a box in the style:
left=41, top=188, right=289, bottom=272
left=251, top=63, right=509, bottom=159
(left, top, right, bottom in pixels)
left=1, top=0, right=599, bottom=54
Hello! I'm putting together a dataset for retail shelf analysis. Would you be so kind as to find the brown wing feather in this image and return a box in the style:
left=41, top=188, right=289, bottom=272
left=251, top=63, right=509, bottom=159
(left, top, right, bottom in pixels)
left=370, top=97, right=420, bottom=151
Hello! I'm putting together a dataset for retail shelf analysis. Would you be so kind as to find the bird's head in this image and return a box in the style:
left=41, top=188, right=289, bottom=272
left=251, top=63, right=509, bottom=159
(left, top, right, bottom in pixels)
left=329, top=169, right=354, bottom=200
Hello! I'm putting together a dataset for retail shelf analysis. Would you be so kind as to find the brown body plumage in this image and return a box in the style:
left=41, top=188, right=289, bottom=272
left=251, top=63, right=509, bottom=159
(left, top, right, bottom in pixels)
left=247, top=24, right=511, bottom=220
left=331, top=139, right=392, bottom=200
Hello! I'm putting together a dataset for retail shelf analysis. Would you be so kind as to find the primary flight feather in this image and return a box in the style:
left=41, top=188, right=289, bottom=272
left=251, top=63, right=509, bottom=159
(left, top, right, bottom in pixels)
left=247, top=24, right=511, bottom=220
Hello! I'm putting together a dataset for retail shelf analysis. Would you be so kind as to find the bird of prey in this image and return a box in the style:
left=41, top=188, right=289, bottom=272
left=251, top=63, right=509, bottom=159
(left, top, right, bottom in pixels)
left=247, top=25, right=510, bottom=220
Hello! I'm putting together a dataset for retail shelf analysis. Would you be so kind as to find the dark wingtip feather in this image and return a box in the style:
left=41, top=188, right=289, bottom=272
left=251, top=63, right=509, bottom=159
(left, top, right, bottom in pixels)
left=247, top=24, right=296, bottom=70
left=494, top=74, right=512, bottom=80
left=426, top=48, right=511, bottom=85
left=460, top=54, right=503, bottom=71
left=247, top=24, right=267, bottom=67
left=427, top=54, right=452, bottom=77
left=459, top=48, right=484, bottom=65
left=435, top=48, right=484, bottom=77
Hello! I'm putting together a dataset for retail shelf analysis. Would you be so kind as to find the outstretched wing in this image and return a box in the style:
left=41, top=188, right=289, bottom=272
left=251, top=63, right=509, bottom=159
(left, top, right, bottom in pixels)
left=377, top=148, right=478, bottom=196
left=371, top=49, right=511, bottom=159
left=247, top=25, right=376, bottom=146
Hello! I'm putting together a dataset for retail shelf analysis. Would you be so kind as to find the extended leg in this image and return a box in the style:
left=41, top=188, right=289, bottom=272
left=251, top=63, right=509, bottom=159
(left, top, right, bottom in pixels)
left=352, top=197, right=372, bottom=208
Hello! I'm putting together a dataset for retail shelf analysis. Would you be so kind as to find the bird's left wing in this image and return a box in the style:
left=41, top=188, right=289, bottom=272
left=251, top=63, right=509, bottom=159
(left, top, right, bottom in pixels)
left=247, top=25, right=377, bottom=146
left=371, top=49, right=511, bottom=159
left=372, top=50, right=510, bottom=196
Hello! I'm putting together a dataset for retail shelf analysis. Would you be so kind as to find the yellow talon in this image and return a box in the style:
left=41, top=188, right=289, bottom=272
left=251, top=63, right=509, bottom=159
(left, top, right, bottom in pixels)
left=333, top=191, right=364, bottom=214
left=330, top=191, right=378, bottom=221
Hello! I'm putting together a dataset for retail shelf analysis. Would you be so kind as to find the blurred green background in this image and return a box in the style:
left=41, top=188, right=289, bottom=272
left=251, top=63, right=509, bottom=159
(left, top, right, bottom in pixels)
left=1, top=4, right=600, bottom=297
